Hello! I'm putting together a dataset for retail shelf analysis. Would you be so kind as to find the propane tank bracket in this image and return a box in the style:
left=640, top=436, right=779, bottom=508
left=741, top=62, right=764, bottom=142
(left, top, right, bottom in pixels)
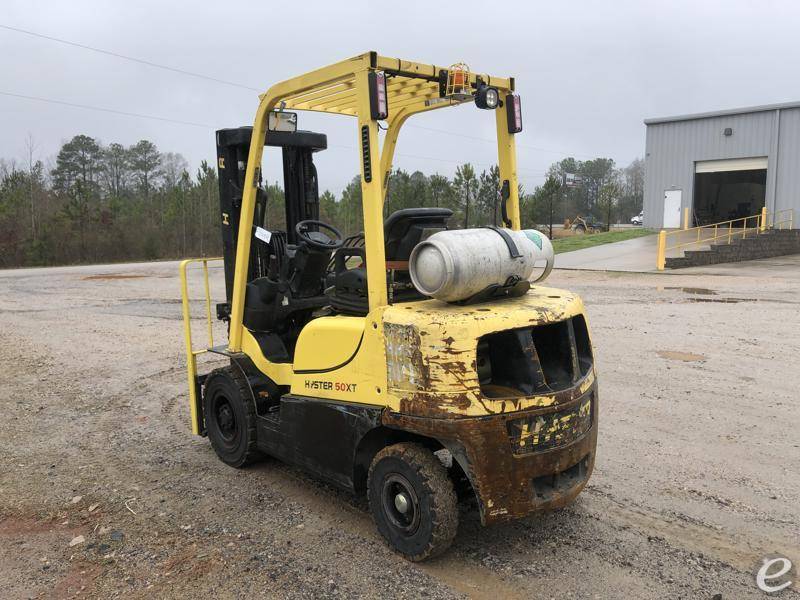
left=454, top=277, right=530, bottom=306
left=486, top=225, right=522, bottom=258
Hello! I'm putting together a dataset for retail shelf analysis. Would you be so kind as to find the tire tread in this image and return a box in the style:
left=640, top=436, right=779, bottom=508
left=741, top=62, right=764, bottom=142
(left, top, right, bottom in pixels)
left=204, top=366, right=260, bottom=467
left=368, top=442, right=458, bottom=561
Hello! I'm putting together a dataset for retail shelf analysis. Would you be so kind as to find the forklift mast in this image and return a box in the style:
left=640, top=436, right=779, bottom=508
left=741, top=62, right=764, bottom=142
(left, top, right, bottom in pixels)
left=215, top=126, right=327, bottom=307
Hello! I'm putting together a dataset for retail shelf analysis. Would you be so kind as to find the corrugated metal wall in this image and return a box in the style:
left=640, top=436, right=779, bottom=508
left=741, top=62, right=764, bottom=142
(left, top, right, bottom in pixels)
left=643, top=107, right=800, bottom=228
left=776, top=108, right=800, bottom=222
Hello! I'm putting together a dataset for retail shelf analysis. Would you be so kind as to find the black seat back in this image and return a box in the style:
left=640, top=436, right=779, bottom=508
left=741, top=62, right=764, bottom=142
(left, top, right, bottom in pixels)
left=384, top=208, right=453, bottom=262
left=328, top=208, right=453, bottom=315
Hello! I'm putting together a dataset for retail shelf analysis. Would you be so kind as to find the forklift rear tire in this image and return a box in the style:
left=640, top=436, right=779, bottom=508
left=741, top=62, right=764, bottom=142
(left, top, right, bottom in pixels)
left=367, top=443, right=458, bottom=561
left=203, top=367, right=260, bottom=468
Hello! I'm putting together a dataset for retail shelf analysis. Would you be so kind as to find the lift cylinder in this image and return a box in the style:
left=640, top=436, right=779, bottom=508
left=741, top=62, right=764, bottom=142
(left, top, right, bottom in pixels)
left=409, top=228, right=554, bottom=302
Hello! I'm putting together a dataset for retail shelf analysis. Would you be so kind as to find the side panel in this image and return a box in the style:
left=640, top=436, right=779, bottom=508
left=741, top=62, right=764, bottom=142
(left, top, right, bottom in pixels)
left=293, top=316, right=365, bottom=373
left=256, top=395, right=382, bottom=491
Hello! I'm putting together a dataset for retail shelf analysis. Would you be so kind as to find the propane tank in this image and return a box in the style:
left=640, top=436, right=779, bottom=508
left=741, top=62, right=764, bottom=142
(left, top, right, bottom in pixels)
left=409, top=228, right=554, bottom=303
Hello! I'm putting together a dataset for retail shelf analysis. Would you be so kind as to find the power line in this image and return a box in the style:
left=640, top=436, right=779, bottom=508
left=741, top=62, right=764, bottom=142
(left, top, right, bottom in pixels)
left=2, top=23, right=602, bottom=161
left=1, top=89, right=550, bottom=184
left=1, top=90, right=548, bottom=183
left=0, top=90, right=213, bottom=128
left=0, top=23, right=261, bottom=92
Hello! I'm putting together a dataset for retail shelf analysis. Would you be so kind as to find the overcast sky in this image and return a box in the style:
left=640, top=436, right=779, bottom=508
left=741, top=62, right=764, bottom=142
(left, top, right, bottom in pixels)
left=3, top=0, right=800, bottom=195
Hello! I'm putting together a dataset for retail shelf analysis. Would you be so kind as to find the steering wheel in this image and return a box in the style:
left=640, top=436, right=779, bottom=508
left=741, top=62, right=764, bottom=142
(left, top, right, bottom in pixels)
left=295, top=220, right=344, bottom=251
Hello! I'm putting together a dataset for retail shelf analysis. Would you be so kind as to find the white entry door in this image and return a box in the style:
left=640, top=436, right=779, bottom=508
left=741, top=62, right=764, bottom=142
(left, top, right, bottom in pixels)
left=663, top=189, right=682, bottom=228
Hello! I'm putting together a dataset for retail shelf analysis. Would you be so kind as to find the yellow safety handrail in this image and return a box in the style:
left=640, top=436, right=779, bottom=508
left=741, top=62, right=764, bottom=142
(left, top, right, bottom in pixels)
left=179, top=257, right=224, bottom=434
left=656, top=208, right=794, bottom=270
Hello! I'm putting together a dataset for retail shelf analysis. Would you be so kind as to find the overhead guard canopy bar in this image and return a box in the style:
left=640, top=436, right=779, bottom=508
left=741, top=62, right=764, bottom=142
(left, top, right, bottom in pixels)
left=273, top=52, right=515, bottom=117
left=227, top=52, right=519, bottom=351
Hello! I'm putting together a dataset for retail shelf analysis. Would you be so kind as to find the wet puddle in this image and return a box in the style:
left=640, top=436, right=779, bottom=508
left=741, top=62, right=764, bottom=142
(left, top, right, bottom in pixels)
left=656, top=350, right=707, bottom=362
left=685, top=297, right=755, bottom=304
left=664, top=286, right=717, bottom=296
left=82, top=273, right=150, bottom=281
left=662, top=286, right=717, bottom=295
left=656, top=285, right=762, bottom=304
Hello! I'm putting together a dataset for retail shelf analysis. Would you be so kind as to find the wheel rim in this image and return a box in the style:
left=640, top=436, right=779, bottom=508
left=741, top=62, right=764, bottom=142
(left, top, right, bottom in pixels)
left=382, top=473, right=420, bottom=535
left=214, top=396, right=237, bottom=442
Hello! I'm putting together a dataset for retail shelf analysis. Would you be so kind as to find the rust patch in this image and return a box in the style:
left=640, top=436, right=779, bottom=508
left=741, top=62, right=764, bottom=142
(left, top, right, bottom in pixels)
left=657, top=350, right=706, bottom=362
left=82, top=273, right=149, bottom=280
left=384, top=323, right=431, bottom=390
left=398, top=391, right=472, bottom=416
left=384, top=288, right=588, bottom=417
left=383, top=382, right=598, bottom=525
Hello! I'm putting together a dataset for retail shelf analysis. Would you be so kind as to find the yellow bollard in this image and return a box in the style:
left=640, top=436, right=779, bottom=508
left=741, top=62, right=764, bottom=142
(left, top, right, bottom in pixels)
left=656, top=230, right=666, bottom=271
left=683, top=207, right=690, bottom=230
left=760, top=206, right=767, bottom=232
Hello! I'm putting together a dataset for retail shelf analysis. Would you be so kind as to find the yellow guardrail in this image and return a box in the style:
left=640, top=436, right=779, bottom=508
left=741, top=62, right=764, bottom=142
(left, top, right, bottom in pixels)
left=657, top=208, right=794, bottom=270
left=179, top=257, right=223, bottom=434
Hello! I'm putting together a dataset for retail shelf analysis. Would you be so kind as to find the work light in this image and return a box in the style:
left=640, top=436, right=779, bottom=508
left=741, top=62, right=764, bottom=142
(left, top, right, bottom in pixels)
left=506, top=94, right=522, bottom=133
left=369, top=71, right=389, bottom=120
left=474, top=83, right=499, bottom=109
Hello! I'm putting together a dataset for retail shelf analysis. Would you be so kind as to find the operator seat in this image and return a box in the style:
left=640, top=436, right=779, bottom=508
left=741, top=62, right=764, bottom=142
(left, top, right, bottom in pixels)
left=328, top=207, right=453, bottom=315
left=243, top=231, right=336, bottom=360
left=384, top=207, right=453, bottom=266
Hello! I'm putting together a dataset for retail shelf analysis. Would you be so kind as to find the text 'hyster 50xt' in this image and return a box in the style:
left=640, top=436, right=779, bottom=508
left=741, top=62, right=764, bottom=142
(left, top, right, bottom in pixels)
left=180, top=52, right=598, bottom=561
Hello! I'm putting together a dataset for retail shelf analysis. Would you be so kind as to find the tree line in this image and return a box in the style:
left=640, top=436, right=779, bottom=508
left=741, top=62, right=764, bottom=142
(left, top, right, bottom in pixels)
left=0, top=134, right=643, bottom=268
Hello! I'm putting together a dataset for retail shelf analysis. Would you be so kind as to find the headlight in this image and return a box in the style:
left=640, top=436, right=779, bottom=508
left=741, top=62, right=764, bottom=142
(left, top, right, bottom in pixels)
left=475, top=83, right=499, bottom=109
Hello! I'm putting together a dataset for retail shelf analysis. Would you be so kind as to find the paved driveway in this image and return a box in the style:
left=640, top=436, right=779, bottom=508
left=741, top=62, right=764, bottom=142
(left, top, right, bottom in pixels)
left=555, top=234, right=663, bottom=272
left=554, top=232, right=800, bottom=273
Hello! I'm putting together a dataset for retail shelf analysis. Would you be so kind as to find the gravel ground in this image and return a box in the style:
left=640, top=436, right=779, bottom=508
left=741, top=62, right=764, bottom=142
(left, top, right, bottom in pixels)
left=1, top=258, right=798, bottom=599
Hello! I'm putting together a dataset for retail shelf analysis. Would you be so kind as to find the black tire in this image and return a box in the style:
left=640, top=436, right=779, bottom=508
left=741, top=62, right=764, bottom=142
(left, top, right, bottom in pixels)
left=202, top=366, right=260, bottom=468
left=573, top=225, right=586, bottom=235
left=367, top=443, right=458, bottom=561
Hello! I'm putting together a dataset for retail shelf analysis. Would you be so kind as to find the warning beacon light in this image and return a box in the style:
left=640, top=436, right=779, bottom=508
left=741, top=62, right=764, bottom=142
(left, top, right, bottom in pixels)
left=369, top=71, right=389, bottom=120
left=506, top=94, right=523, bottom=133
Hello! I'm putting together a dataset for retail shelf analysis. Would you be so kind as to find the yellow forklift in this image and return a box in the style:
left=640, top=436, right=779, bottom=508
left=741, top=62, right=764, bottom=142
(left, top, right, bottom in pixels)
left=180, top=52, right=598, bottom=561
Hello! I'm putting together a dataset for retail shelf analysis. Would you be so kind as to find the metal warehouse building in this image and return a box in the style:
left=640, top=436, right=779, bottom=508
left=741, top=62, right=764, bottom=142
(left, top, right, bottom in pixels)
left=643, top=101, right=800, bottom=229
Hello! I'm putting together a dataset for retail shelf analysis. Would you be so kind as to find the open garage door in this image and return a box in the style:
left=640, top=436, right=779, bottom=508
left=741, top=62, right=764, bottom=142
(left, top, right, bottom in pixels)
left=693, top=157, right=767, bottom=225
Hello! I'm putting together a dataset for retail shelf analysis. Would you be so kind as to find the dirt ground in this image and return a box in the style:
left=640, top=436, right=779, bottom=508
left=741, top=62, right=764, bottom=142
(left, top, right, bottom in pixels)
left=1, top=258, right=798, bottom=599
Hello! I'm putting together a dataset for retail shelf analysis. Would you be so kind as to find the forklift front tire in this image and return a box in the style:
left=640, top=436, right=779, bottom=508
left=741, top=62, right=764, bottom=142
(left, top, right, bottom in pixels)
left=203, top=367, right=260, bottom=468
left=367, top=443, right=458, bottom=561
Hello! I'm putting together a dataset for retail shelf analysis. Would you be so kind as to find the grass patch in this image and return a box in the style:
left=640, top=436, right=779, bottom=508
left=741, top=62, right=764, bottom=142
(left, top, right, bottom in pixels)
left=552, top=229, right=655, bottom=254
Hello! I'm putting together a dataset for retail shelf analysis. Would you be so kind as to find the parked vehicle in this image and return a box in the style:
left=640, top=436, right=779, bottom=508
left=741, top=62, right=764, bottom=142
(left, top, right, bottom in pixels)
left=631, top=211, right=643, bottom=226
